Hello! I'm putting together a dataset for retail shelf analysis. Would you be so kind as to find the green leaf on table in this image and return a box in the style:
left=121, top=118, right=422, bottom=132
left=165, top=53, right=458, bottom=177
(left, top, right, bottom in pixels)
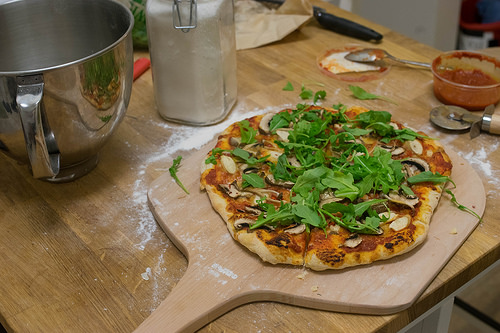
left=299, top=84, right=314, bottom=100
left=283, top=81, right=294, bottom=91
left=313, top=90, right=326, bottom=104
left=169, top=156, right=190, bottom=195
left=349, top=85, right=397, bottom=105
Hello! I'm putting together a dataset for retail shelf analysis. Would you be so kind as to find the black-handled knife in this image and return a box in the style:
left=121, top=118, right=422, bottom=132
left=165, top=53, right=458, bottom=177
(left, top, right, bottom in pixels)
left=254, top=0, right=383, bottom=42
left=313, top=7, right=383, bottom=42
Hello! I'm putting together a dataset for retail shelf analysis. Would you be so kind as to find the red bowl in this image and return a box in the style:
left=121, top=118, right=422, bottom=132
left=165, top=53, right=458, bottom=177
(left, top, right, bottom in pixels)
left=431, top=51, right=500, bottom=111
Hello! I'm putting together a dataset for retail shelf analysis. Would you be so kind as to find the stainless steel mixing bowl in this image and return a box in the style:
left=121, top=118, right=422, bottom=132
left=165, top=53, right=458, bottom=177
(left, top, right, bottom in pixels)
left=0, top=0, right=134, bottom=182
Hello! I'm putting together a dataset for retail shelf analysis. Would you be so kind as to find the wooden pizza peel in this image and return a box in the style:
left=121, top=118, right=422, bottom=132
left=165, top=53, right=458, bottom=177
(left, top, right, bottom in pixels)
left=136, top=143, right=485, bottom=332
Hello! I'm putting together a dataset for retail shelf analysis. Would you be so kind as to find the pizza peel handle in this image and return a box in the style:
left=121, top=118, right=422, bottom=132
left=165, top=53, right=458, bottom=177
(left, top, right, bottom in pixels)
left=133, top=264, right=242, bottom=332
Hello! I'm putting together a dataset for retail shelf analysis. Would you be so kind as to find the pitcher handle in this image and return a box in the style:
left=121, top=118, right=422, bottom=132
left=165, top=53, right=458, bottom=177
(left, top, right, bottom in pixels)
left=16, top=75, right=60, bottom=179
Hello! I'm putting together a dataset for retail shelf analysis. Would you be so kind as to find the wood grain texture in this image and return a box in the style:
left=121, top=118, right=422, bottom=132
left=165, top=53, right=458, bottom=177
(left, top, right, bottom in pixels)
left=0, top=1, right=499, bottom=332
left=139, top=146, right=485, bottom=332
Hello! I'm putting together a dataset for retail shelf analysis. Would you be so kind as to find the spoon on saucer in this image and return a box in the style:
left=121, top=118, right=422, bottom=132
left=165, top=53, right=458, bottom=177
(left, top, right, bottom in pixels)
left=345, top=48, right=431, bottom=69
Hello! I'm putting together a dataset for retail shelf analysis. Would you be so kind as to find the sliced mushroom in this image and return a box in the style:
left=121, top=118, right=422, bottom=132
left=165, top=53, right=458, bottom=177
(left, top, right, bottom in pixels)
left=267, top=150, right=283, bottom=162
left=408, top=140, right=423, bottom=155
left=392, top=147, right=406, bottom=156
left=219, top=182, right=252, bottom=198
left=287, top=155, right=301, bottom=167
left=265, top=174, right=294, bottom=188
left=389, top=215, right=410, bottom=231
left=384, top=190, right=419, bottom=209
left=371, top=202, right=389, bottom=214
left=403, top=157, right=430, bottom=171
left=241, top=142, right=263, bottom=155
left=380, top=144, right=394, bottom=151
left=333, top=123, right=344, bottom=132
left=259, top=113, right=274, bottom=133
left=329, top=224, right=341, bottom=234
left=319, top=190, right=343, bottom=207
left=344, top=234, right=363, bottom=248
left=276, top=129, right=291, bottom=142
left=378, top=211, right=397, bottom=223
left=219, top=183, right=239, bottom=198
left=220, top=155, right=237, bottom=174
left=246, top=187, right=281, bottom=197
left=243, top=166, right=259, bottom=174
left=401, top=157, right=430, bottom=177
left=284, top=223, right=306, bottom=234
left=380, top=144, right=405, bottom=156
left=229, top=137, right=241, bottom=147
left=234, top=218, right=256, bottom=230
left=244, top=206, right=262, bottom=216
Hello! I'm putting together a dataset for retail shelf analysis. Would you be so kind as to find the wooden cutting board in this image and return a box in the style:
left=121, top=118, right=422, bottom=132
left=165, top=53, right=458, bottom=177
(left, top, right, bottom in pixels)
left=137, top=143, right=485, bottom=333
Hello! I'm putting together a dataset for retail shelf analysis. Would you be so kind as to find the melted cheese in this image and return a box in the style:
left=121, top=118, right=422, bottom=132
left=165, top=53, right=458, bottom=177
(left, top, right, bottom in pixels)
left=320, top=51, right=380, bottom=74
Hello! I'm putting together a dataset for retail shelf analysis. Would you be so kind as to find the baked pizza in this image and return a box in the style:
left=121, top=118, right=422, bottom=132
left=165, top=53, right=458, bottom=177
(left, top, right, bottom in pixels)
left=200, top=104, right=453, bottom=270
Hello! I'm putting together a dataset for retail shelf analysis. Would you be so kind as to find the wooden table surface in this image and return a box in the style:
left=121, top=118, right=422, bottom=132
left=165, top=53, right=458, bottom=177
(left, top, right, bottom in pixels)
left=1, top=2, right=499, bottom=332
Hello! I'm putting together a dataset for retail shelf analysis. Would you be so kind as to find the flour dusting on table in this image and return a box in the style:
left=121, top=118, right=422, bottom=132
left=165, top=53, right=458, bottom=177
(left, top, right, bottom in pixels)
left=458, top=143, right=499, bottom=186
left=147, top=105, right=285, bottom=164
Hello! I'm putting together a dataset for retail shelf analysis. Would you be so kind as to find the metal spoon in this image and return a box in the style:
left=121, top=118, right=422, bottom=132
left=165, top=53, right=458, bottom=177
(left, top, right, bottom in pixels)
left=345, top=48, right=431, bottom=69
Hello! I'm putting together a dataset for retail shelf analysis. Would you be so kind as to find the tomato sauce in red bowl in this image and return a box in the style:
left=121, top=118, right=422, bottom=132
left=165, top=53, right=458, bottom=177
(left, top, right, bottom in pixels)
left=431, top=51, right=500, bottom=111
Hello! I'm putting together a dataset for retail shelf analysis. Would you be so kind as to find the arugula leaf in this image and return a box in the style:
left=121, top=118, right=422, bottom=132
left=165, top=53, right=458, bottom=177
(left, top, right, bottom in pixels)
left=239, top=119, right=258, bottom=144
left=342, top=125, right=372, bottom=137
left=357, top=173, right=376, bottom=197
left=251, top=201, right=297, bottom=229
left=242, top=173, right=266, bottom=188
left=231, top=147, right=251, bottom=161
left=445, top=189, right=483, bottom=222
left=169, top=156, right=190, bottom=195
left=400, top=184, right=415, bottom=197
left=321, top=199, right=386, bottom=234
left=355, top=110, right=393, bottom=125
left=272, top=153, right=295, bottom=182
left=283, top=81, right=294, bottom=91
left=321, top=171, right=359, bottom=201
left=232, top=147, right=269, bottom=166
left=382, top=128, right=431, bottom=144
left=407, top=171, right=456, bottom=187
left=313, top=90, right=326, bottom=104
left=293, top=204, right=324, bottom=228
left=269, top=112, right=292, bottom=132
left=292, top=166, right=329, bottom=196
left=354, top=111, right=429, bottom=143
left=352, top=199, right=386, bottom=217
left=349, top=85, right=397, bottom=105
left=299, top=85, right=313, bottom=100
left=205, top=148, right=226, bottom=164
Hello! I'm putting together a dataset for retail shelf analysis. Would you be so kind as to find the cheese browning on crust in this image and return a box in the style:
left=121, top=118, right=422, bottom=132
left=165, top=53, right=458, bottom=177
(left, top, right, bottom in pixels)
left=200, top=105, right=453, bottom=270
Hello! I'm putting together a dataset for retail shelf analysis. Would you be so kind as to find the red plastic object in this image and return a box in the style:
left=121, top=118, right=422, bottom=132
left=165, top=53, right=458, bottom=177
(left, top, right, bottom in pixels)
left=460, top=0, right=500, bottom=45
left=133, top=58, right=151, bottom=81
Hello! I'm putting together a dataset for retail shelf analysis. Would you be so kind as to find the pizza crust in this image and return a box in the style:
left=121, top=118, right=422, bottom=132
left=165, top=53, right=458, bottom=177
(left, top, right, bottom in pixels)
left=204, top=185, right=236, bottom=237
left=237, top=230, right=306, bottom=266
